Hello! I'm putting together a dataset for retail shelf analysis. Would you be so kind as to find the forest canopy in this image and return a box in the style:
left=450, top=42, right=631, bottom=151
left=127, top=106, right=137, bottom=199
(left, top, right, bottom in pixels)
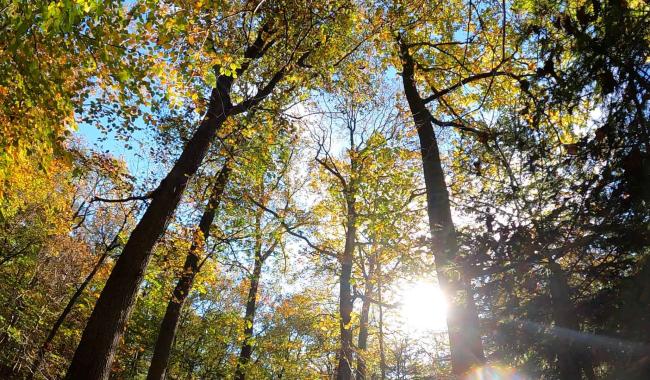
left=0, top=0, right=648, bottom=379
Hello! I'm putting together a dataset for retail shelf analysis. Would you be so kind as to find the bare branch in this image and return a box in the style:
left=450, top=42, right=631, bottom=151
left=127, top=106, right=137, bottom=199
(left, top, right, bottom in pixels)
left=90, top=194, right=152, bottom=203
left=422, top=70, right=510, bottom=104
left=246, top=195, right=337, bottom=258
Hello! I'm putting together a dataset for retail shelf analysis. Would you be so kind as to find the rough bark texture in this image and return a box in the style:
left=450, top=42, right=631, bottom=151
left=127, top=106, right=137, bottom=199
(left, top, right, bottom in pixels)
left=398, top=40, right=485, bottom=376
left=146, top=163, right=231, bottom=380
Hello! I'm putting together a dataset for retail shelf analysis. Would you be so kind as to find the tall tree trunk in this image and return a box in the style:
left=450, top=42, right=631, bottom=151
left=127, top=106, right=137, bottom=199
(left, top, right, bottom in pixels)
left=30, top=243, right=116, bottom=379
left=355, top=282, right=372, bottom=380
left=548, top=261, right=593, bottom=380
left=65, top=87, right=230, bottom=380
left=146, top=163, right=231, bottom=380
left=377, top=262, right=386, bottom=380
left=356, top=256, right=375, bottom=380
left=234, top=223, right=265, bottom=380
left=337, top=197, right=357, bottom=380
left=65, top=26, right=280, bottom=378
left=398, top=40, right=485, bottom=376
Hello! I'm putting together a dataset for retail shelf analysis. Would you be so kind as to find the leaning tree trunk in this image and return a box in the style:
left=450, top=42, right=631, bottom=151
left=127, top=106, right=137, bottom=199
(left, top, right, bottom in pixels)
left=234, top=233, right=265, bottom=380
left=146, top=163, right=231, bottom=380
left=65, top=86, right=230, bottom=380
left=65, top=25, right=280, bottom=379
left=337, top=197, right=357, bottom=380
left=398, top=41, right=485, bottom=376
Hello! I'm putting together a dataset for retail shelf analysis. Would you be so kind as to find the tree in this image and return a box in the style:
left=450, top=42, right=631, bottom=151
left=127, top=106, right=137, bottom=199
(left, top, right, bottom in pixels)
left=3, top=0, right=649, bottom=379
left=0, top=1, right=151, bottom=193
left=371, top=0, right=535, bottom=373
left=446, top=2, right=650, bottom=370
left=303, top=78, right=425, bottom=379
left=30, top=202, right=133, bottom=379
left=0, top=147, right=139, bottom=379
left=65, top=2, right=357, bottom=377
left=515, top=5, right=650, bottom=376
left=146, top=159, right=231, bottom=380
left=232, top=120, right=300, bottom=380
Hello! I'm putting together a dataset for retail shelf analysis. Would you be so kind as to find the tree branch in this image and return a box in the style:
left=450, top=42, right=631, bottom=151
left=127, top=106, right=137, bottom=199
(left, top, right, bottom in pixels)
left=422, top=70, right=510, bottom=104
left=246, top=195, right=337, bottom=258
left=90, top=194, right=152, bottom=203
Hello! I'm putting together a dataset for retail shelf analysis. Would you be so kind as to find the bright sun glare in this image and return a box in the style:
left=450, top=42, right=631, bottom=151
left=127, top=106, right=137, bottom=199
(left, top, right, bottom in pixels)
left=400, top=281, right=448, bottom=333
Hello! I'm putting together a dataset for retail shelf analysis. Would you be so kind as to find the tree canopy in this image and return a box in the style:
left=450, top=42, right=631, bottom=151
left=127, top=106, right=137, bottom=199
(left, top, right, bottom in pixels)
left=1, top=0, right=648, bottom=379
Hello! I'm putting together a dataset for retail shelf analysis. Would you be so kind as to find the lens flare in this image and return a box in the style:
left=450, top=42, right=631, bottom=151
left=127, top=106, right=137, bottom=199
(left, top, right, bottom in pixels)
left=464, top=365, right=530, bottom=380
left=400, top=281, right=448, bottom=333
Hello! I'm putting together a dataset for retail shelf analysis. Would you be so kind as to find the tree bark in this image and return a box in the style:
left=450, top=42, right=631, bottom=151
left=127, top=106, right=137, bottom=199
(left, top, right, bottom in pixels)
left=146, top=163, right=231, bottom=380
left=65, top=89, right=229, bottom=380
left=337, top=197, right=357, bottom=380
left=397, top=40, right=485, bottom=376
left=355, top=279, right=372, bottom=380
left=65, top=25, right=280, bottom=379
left=377, top=262, right=386, bottom=380
left=234, top=253, right=263, bottom=380
left=235, top=206, right=267, bottom=380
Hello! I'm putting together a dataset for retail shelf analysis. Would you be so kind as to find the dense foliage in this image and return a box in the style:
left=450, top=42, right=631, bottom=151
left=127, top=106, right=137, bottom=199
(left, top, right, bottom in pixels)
left=0, top=0, right=648, bottom=379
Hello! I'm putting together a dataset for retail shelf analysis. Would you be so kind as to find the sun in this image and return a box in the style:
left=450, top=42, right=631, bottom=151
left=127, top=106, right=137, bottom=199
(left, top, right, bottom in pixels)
left=399, top=280, right=448, bottom=333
